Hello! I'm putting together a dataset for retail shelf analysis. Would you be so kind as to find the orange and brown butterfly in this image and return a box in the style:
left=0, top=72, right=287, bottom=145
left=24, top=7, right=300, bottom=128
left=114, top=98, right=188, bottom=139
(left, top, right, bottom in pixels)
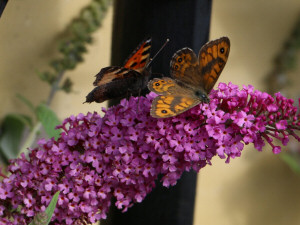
left=148, top=37, right=230, bottom=118
left=85, top=38, right=152, bottom=103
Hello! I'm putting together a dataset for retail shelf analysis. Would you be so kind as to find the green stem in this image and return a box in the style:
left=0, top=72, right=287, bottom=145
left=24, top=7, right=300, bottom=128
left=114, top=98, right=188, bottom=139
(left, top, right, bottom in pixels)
left=46, top=71, right=64, bottom=106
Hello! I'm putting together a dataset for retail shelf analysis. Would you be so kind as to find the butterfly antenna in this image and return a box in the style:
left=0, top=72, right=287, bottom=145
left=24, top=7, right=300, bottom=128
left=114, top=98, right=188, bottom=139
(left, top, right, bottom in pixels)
left=146, top=38, right=170, bottom=68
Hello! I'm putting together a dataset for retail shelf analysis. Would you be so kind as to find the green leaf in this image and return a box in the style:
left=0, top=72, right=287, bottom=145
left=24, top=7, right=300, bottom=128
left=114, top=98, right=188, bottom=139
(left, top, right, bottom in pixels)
left=45, top=191, right=60, bottom=224
left=280, top=153, right=300, bottom=174
left=0, top=114, right=32, bottom=160
left=36, top=104, right=61, bottom=140
left=50, top=59, right=65, bottom=73
left=82, top=8, right=98, bottom=32
left=37, top=71, right=57, bottom=85
left=11, top=113, right=33, bottom=128
left=60, top=77, right=73, bottom=93
left=29, top=191, right=60, bottom=225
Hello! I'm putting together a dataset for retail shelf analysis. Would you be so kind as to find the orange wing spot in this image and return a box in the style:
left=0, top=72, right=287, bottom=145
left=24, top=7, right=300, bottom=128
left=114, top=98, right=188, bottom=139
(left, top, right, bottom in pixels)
left=124, top=42, right=151, bottom=69
left=157, top=99, right=164, bottom=104
left=184, top=98, right=194, bottom=105
left=141, top=55, right=148, bottom=61
left=156, top=100, right=170, bottom=109
left=213, top=64, right=221, bottom=74
left=174, top=98, right=194, bottom=111
left=177, top=62, right=193, bottom=77
left=161, top=96, right=174, bottom=104
left=217, top=42, right=229, bottom=61
left=201, top=53, right=209, bottom=67
left=203, top=75, right=214, bottom=91
left=174, top=105, right=185, bottom=111
left=152, top=96, right=177, bottom=118
left=185, top=54, right=192, bottom=62
left=207, top=47, right=212, bottom=54
left=218, top=51, right=227, bottom=61
left=207, top=54, right=213, bottom=63
left=173, top=63, right=180, bottom=71
left=152, top=80, right=175, bottom=93
left=212, top=45, right=218, bottom=58
left=156, top=103, right=170, bottom=109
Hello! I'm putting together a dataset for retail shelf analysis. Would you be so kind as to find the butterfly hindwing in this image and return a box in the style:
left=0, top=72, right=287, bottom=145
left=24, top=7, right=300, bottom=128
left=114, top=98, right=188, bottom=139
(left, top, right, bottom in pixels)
left=86, top=69, right=144, bottom=103
left=169, top=48, right=201, bottom=86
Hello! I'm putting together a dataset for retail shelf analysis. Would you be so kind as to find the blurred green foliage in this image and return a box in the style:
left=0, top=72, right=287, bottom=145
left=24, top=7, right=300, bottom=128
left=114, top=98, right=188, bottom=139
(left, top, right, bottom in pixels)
left=41, top=0, right=111, bottom=100
left=265, top=13, right=300, bottom=174
left=265, top=13, right=300, bottom=93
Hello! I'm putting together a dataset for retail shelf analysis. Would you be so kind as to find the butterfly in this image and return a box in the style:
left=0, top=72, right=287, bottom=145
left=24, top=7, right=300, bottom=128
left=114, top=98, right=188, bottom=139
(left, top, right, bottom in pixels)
left=85, top=38, right=152, bottom=103
left=148, top=37, right=230, bottom=118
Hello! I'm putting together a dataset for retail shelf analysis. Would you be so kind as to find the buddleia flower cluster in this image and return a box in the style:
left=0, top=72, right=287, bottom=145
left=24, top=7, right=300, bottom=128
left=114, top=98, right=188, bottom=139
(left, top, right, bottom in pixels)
left=0, top=82, right=299, bottom=224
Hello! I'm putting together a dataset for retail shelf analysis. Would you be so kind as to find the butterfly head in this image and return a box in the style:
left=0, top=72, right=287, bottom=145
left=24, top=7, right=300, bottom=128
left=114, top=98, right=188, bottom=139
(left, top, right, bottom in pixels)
left=194, top=90, right=210, bottom=103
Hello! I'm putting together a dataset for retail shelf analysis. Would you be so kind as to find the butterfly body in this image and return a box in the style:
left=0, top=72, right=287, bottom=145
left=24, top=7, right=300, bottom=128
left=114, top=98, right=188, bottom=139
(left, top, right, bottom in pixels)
left=148, top=37, right=230, bottom=118
left=85, top=38, right=152, bottom=103
left=175, top=79, right=210, bottom=103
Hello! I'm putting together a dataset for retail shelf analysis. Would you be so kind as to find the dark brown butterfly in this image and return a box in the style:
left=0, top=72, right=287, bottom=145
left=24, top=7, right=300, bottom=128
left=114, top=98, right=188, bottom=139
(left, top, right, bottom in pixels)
left=85, top=38, right=152, bottom=103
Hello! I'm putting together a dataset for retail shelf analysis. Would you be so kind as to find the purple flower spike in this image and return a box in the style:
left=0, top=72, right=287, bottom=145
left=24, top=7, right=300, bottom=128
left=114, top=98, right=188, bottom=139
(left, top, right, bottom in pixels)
left=0, top=82, right=299, bottom=224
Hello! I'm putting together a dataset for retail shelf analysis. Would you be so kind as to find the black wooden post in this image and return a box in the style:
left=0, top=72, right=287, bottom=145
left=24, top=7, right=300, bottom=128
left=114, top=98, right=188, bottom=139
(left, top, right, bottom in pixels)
left=104, top=1, right=212, bottom=225
left=0, top=0, right=8, bottom=18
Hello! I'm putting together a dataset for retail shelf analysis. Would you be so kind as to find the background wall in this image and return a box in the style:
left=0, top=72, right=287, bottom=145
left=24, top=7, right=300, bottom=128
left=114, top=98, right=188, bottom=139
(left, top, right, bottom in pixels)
left=0, top=0, right=112, bottom=119
left=1, top=1, right=300, bottom=225
left=194, top=1, right=300, bottom=225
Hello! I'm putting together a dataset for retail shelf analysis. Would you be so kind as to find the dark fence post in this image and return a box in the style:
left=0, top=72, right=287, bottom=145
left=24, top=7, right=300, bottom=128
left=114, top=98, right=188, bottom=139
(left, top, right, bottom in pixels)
left=104, top=0, right=212, bottom=224
left=0, top=0, right=8, bottom=18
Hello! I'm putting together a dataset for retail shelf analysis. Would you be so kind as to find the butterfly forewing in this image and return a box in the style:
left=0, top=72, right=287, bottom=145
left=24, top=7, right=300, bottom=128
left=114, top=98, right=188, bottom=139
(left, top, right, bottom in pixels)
left=198, top=37, right=230, bottom=93
left=170, top=48, right=201, bottom=86
left=123, top=38, right=152, bottom=72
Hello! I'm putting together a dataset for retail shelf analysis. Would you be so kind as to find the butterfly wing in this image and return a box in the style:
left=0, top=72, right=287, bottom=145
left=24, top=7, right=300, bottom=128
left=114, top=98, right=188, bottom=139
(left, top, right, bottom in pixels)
left=149, top=78, right=200, bottom=118
left=198, top=37, right=230, bottom=93
left=85, top=38, right=152, bottom=103
left=169, top=48, right=201, bottom=86
left=93, top=66, right=134, bottom=86
left=148, top=77, right=177, bottom=95
left=150, top=95, right=201, bottom=118
left=92, top=38, right=151, bottom=87
left=123, top=38, right=152, bottom=73
left=85, top=67, right=143, bottom=103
